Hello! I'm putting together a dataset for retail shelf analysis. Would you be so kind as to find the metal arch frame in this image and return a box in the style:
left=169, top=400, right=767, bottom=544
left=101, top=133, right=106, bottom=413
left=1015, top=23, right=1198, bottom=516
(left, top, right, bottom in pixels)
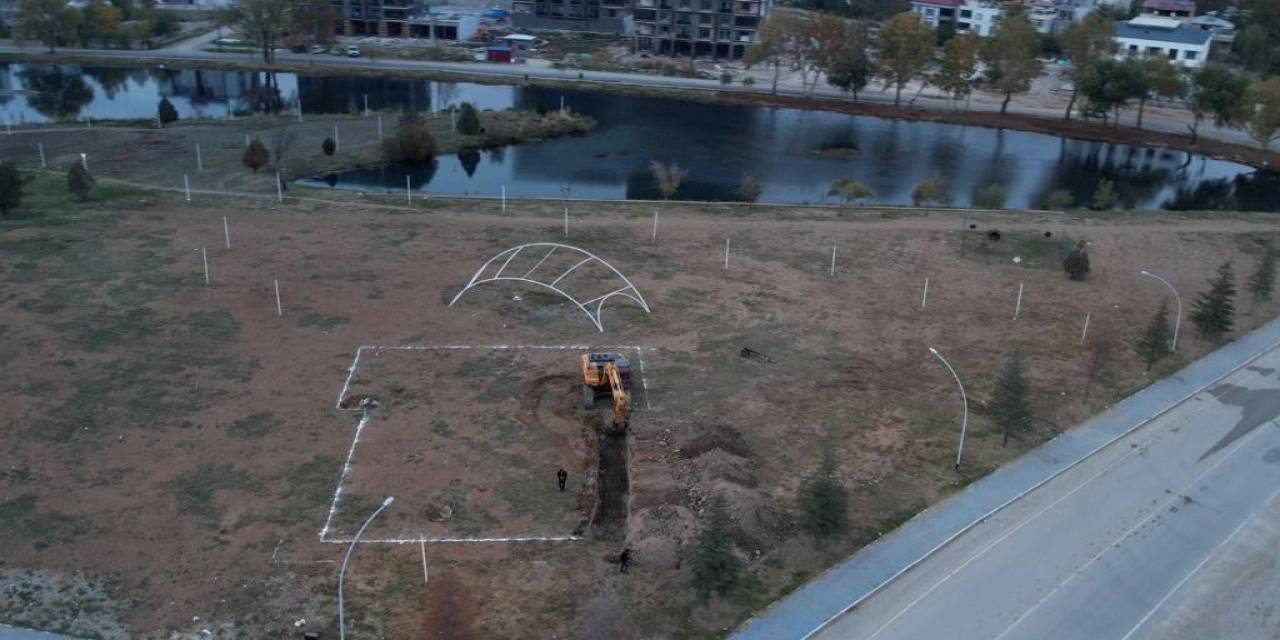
left=448, top=243, right=651, bottom=332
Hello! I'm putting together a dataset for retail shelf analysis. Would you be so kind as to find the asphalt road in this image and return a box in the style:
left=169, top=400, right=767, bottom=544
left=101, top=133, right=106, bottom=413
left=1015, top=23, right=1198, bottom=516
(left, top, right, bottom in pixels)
left=811, top=347, right=1280, bottom=640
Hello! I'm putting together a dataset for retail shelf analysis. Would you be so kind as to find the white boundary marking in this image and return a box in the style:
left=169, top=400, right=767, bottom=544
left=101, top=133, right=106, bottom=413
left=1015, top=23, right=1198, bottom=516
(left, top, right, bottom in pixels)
left=322, top=344, right=654, bottom=544
left=420, top=540, right=430, bottom=584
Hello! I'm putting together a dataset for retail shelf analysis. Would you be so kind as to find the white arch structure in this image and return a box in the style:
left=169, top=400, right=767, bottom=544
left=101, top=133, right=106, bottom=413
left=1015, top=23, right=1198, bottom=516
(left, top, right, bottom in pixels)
left=448, top=242, right=651, bottom=332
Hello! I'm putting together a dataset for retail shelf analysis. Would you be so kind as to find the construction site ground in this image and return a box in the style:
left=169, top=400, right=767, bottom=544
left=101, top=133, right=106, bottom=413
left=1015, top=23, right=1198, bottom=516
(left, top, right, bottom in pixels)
left=2, top=160, right=1280, bottom=638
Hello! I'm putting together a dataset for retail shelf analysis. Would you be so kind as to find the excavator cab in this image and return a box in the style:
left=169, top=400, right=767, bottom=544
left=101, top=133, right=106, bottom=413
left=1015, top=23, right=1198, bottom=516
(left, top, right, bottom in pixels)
left=580, top=353, right=632, bottom=431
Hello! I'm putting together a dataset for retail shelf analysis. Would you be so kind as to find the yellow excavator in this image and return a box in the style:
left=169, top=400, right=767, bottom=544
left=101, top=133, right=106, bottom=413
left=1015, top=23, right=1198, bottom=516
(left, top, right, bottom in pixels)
left=580, top=353, right=632, bottom=432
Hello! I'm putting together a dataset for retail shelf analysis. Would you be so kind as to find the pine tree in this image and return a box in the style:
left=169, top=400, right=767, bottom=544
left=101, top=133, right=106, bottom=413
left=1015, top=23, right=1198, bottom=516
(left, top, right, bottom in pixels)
left=1135, top=299, right=1172, bottom=371
left=458, top=102, right=481, bottom=135
left=1248, top=250, right=1276, bottom=303
left=1190, top=261, right=1237, bottom=339
left=67, top=162, right=94, bottom=201
left=0, top=162, right=24, bottom=216
left=989, top=352, right=1033, bottom=447
left=242, top=138, right=270, bottom=173
left=322, top=136, right=336, bottom=156
left=1062, top=241, right=1091, bottom=281
left=157, top=97, right=178, bottom=126
left=691, top=496, right=740, bottom=598
left=798, top=451, right=849, bottom=540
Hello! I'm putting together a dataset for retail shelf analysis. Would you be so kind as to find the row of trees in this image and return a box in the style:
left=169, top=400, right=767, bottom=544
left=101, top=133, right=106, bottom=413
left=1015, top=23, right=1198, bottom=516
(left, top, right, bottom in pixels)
left=16, top=0, right=178, bottom=52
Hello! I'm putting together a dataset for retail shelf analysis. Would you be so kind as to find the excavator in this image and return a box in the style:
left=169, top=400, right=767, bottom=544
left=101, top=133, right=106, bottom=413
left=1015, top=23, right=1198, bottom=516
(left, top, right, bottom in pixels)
left=580, top=353, right=632, bottom=433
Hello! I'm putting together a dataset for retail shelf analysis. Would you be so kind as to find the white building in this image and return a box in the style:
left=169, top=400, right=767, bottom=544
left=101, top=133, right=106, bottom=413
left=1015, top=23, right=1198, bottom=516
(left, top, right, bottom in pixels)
left=1114, top=16, right=1213, bottom=68
left=956, top=0, right=1005, bottom=36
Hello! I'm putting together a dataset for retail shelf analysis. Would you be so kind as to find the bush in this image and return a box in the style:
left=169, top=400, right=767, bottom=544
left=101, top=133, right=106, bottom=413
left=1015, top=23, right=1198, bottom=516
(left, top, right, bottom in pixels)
left=1044, top=189, right=1074, bottom=210
left=1063, top=241, right=1090, bottom=280
left=742, top=76, right=756, bottom=86
left=322, top=137, right=336, bottom=156
left=798, top=452, right=849, bottom=540
left=67, top=163, right=95, bottom=201
left=911, top=176, right=952, bottom=207
left=457, top=102, right=481, bottom=135
left=973, top=184, right=1008, bottom=210
left=720, top=70, right=734, bottom=85
left=242, top=138, right=270, bottom=173
left=383, top=114, right=438, bottom=164
left=0, top=162, right=23, bottom=216
left=1091, top=179, right=1117, bottom=210
left=157, top=97, right=178, bottom=126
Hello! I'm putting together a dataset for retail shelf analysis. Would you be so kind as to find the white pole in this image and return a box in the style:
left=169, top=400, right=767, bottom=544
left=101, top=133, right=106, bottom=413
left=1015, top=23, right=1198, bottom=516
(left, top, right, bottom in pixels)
left=501, top=185, right=506, bottom=213
left=201, top=246, right=209, bottom=284
left=333, top=125, right=340, bottom=152
left=419, top=540, right=429, bottom=584
left=1140, top=270, right=1181, bottom=352
left=921, top=277, right=930, bottom=310
left=80, top=153, right=87, bottom=170
left=86, top=117, right=91, bottom=128
left=560, top=95, right=565, bottom=113
left=1013, top=282, right=1024, bottom=320
left=929, top=347, right=968, bottom=470
left=377, top=114, right=383, bottom=140
left=273, top=279, right=283, bottom=316
left=724, top=238, right=730, bottom=270
left=1080, top=311, right=1091, bottom=344
left=184, top=174, right=191, bottom=202
left=451, top=110, right=456, bottom=133
left=563, top=207, right=568, bottom=237
left=829, top=245, right=837, bottom=277
left=245, top=134, right=250, bottom=147
left=339, top=497, right=394, bottom=640
left=276, top=172, right=284, bottom=203
left=37, top=142, right=46, bottom=168
left=363, top=93, right=369, bottom=116
left=406, top=175, right=412, bottom=203
left=5, top=118, right=10, bottom=135
left=195, top=143, right=203, bottom=171
left=223, top=216, right=231, bottom=250
left=296, top=95, right=303, bottom=122
left=651, top=210, right=658, bottom=242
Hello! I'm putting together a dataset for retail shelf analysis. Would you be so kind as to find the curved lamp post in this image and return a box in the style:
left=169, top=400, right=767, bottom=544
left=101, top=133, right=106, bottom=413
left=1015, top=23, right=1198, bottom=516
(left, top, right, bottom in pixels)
left=929, top=347, right=968, bottom=471
left=1140, top=270, right=1181, bottom=352
left=339, top=496, right=394, bottom=640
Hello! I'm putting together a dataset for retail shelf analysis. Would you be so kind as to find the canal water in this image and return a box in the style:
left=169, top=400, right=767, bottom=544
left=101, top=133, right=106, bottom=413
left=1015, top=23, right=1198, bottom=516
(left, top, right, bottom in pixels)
left=1, top=63, right=1273, bottom=210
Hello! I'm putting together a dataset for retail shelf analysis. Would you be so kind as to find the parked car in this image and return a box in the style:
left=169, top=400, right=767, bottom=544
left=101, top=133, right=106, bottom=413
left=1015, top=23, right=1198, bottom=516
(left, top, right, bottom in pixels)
left=311, top=44, right=325, bottom=54
left=328, top=47, right=344, bottom=55
left=345, top=46, right=361, bottom=57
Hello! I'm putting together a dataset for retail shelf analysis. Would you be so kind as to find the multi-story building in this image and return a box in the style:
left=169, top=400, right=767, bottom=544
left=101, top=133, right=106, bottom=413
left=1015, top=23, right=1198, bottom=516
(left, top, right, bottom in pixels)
left=330, top=0, right=479, bottom=39
left=631, top=0, right=768, bottom=58
left=1140, top=0, right=1195, bottom=21
left=1114, top=15, right=1212, bottom=68
left=509, top=0, right=629, bottom=33
left=954, top=0, right=1005, bottom=36
left=910, top=0, right=963, bottom=30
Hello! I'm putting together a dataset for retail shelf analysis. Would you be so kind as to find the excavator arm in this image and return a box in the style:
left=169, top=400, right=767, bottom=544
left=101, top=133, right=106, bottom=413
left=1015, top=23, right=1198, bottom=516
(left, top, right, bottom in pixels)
left=605, top=362, right=630, bottom=428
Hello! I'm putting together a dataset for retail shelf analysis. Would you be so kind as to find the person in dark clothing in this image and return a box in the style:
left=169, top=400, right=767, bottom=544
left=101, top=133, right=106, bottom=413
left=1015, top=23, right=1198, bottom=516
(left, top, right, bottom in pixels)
left=557, top=468, right=568, bottom=491
left=619, top=548, right=632, bottom=573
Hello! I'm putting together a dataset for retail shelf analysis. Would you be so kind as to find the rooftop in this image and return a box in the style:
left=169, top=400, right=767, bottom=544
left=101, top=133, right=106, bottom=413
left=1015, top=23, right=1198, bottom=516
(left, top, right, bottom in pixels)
left=911, top=0, right=964, bottom=7
left=1142, top=0, right=1194, bottom=11
left=1115, top=18, right=1213, bottom=45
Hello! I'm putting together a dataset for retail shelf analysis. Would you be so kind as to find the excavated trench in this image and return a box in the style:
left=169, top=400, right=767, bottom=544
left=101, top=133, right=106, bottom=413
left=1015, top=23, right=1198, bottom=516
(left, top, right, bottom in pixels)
left=589, top=429, right=629, bottom=540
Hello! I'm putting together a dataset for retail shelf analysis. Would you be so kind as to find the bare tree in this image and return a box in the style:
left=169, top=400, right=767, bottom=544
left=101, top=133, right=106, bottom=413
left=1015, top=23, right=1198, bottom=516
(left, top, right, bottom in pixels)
left=650, top=161, right=689, bottom=201
left=272, top=129, right=297, bottom=171
left=1082, top=331, right=1114, bottom=405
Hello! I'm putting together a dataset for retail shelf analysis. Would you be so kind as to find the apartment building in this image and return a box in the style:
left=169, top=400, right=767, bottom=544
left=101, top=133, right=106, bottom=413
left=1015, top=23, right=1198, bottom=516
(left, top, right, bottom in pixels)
left=331, top=0, right=480, bottom=39
left=1140, top=0, right=1194, bottom=21
left=509, top=0, right=768, bottom=58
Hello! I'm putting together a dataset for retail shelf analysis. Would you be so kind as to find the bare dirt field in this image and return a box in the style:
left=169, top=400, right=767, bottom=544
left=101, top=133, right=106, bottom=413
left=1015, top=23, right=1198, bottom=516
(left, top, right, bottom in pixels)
left=2, top=167, right=1280, bottom=638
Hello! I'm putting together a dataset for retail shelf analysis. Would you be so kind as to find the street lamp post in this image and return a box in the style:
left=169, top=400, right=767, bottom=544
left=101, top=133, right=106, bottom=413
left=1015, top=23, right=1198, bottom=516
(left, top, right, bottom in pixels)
left=929, top=347, right=968, bottom=471
left=1140, top=270, right=1181, bottom=352
left=339, top=496, right=394, bottom=640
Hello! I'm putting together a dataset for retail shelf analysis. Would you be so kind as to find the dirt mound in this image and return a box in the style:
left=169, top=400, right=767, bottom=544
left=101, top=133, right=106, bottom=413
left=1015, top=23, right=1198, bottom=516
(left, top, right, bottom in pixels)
left=704, top=481, right=791, bottom=555
left=689, top=448, right=758, bottom=488
left=677, top=425, right=754, bottom=460
left=629, top=504, right=697, bottom=569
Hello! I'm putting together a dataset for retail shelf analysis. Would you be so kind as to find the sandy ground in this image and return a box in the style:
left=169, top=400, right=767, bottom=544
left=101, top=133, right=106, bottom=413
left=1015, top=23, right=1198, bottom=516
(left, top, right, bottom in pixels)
left=2, top=174, right=1280, bottom=638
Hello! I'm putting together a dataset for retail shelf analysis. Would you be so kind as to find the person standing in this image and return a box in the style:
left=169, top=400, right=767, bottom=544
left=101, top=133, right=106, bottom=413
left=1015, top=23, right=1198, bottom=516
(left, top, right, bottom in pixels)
left=619, top=548, right=632, bottom=573
left=557, top=468, right=568, bottom=491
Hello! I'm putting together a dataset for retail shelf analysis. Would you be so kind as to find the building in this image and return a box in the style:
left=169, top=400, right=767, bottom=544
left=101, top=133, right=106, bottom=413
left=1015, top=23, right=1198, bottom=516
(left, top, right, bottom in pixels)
left=1140, top=0, right=1194, bottom=21
left=1114, top=16, right=1212, bottom=68
left=955, top=0, right=1005, bottom=36
left=509, top=0, right=629, bottom=33
left=1189, top=13, right=1234, bottom=44
left=910, top=0, right=963, bottom=30
left=632, top=0, right=769, bottom=58
left=331, top=1, right=480, bottom=40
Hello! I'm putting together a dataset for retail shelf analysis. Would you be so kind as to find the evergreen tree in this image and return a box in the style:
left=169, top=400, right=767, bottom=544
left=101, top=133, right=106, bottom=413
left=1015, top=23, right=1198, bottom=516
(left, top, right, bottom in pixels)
left=798, top=451, right=849, bottom=540
left=691, top=496, right=740, bottom=598
left=989, top=352, right=1032, bottom=447
left=67, top=162, right=94, bottom=201
left=1135, top=299, right=1172, bottom=371
left=1190, top=261, right=1237, bottom=339
left=1062, top=241, right=1090, bottom=281
left=0, top=162, right=24, bottom=216
left=457, top=102, right=481, bottom=135
left=157, top=97, right=178, bottom=126
left=322, top=136, right=336, bottom=156
left=242, top=137, right=270, bottom=173
left=1248, top=249, right=1276, bottom=303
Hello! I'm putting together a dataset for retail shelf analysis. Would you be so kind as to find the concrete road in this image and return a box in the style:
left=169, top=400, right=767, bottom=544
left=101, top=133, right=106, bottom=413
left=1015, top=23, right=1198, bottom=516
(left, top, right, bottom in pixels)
left=812, top=348, right=1280, bottom=640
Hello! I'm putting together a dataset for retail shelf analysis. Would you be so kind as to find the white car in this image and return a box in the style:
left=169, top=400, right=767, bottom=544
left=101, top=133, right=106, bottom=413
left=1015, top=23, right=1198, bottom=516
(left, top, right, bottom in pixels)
left=311, top=44, right=325, bottom=54
left=345, top=46, right=361, bottom=57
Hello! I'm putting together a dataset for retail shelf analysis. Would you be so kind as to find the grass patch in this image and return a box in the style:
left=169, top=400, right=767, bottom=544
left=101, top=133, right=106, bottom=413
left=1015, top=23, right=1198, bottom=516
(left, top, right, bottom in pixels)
left=166, top=465, right=252, bottom=520
left=0, top=495, right=92, bottom=550
left=297, top=313, right=350, bottom=332
left=227, top=412, right=280, bottom=438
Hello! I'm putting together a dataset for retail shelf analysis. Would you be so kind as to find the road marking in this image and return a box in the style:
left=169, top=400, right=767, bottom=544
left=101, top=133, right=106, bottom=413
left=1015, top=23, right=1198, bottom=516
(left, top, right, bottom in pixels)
left=990, top=417, right=1278, bottom=640
left=1117, top=483, right=1280, bottom=640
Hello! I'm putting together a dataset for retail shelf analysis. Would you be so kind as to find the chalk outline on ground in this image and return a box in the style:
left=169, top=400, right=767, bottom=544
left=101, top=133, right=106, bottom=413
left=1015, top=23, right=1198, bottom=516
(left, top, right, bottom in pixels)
left=321, top=344, right=652, bottom=545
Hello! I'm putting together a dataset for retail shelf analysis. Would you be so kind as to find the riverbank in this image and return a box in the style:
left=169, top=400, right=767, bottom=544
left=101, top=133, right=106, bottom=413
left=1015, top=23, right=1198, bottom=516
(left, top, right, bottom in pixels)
left=3, top=46, right=1277, bottom=171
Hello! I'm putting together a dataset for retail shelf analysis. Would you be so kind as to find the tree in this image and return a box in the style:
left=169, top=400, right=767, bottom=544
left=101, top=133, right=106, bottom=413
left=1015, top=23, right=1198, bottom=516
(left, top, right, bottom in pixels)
left=1186, top=66, right=1249, bottom=144
left=932, top=32, right=982, bottom=109
left=1062, top=240, right=1090, bottom=280
left=383, top=114, right=437, bottom=164
left=1242, top=78, right=1280, bottom=152
left=289, top=0, right=338, bottom=48
left=989, top=352, right=1033, bottom=447
left=911, top=176, right=952, bottom=206
left=1082, top=331, right=1114, bottom=405
left=650, top=161, right=688, bottom=200
left=1080, top=59, right=1145, bottom=125
left=225, top=0, right=288, bottom=63
left=81, top=0, right=122, bottom=46
left=745, top=12, right=798, bottom=95
left=1235, top=24, right=1276, bottom=75
left=322, top=136, right=336, bottom=156
left=17, top=0, right=81, bottom=53
left=1248, top=249, right=1276, bottom=303
left=982, top=10, right=1043, bottom=114
left=157, top=97, right=178, bottom=126
left=792, top=12, right=848, bottom=95
left=798, top=451, right=849, bottom=540
left=242, top=137, right=269, bottom=172
left=1091, top=178, right=1117, bottom=210
left=1190, top=261, right=1237, bottom=339
left=1135, top=56, right=1185, bottom=129
left=1044, top=189, right=1074, bottom=210
left=67, top=162, right=95, bottom=201
left=972, top=183, right=1007, bottom=209
left=736, top=173, right=762, bottom=207
left=457, top=102, right=481, bottom=135
left=1135, top=299, right=1172, bottom=371
left=1059, top=13, right=1115, bottom=120
left=0, top=162, right=24, bottom=216
left=827, top=178, right=873, bottom=209
left=691, top=496, right=740, bottom=598
left=825, top=21, right=874, bottom=100
left=875, top=12, right=934, bottom=107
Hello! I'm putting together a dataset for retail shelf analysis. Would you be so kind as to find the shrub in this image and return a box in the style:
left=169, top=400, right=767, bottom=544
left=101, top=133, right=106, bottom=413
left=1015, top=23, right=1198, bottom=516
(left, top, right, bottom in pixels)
left=911, top=176, right=953, bottom=207
left=798, top=451, right=849, bottom=540
left=383, top=114, right=438, bottom=164
left=973, top=184, right=1008, bottom=210
left=67, top=163, right=95, bottom=201
left=457, top=102, right=481, bottom=135
left=742, top=76, right=756, bottom=87
left=1044, top=189, right=1074, bottom=210
left=1091, top=179, right=1117, bottom=210
left=720, top=70, right=734, bottom=85
left=1062, top=241, right=1090, bottom=280
left=242, top=138, right=269, bottom=173
left=322, top=137, right=336, bottom=156
left=0, top=162, right=23, bottom=216
left=157, top=97, right=178, bottom=126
